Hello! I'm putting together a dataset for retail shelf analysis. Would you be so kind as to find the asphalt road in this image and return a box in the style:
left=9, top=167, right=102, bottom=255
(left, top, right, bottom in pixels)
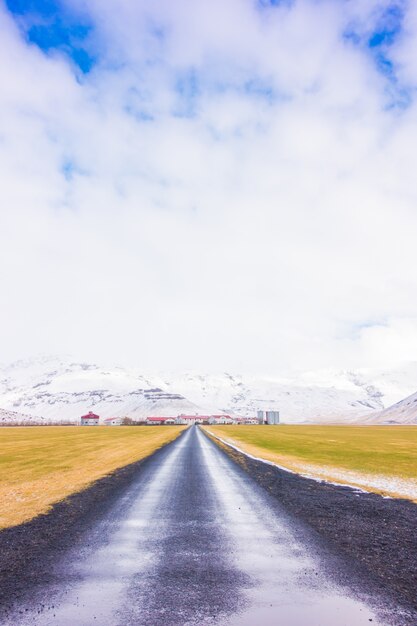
left=1, top=427, right=403, bottom=625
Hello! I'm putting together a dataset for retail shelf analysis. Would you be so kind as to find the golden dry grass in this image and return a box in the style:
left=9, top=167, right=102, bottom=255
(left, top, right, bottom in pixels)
left=205, top=425, right=417, bottom=502
left=0, top=425, right=185, bottom=529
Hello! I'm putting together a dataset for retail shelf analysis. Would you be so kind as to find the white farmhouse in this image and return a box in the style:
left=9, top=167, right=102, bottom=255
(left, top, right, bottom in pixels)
left=103, top=417, right=123, bottom=426
left=80, top=411, right=100, bottom=425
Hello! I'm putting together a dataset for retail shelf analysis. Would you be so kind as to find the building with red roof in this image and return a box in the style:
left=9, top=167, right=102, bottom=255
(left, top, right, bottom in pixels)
left=144, top=413, right=259, bottom=426
left=176, top=415, right=210, bottom=424
left=146, top=416, right=177, bottom=425
left=80, top=411, right=100, bottom=426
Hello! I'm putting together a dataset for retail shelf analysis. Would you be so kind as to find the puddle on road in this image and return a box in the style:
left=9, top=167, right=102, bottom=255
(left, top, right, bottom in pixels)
left=228, top=594, right=380, bottom=626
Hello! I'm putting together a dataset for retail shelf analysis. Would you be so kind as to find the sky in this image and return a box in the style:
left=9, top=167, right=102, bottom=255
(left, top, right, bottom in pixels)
left=1, top=0, right=417, bottom=374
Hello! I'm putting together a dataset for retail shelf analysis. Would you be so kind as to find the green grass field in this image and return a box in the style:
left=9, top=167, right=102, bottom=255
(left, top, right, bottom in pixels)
left=205, top=425, right=417, bottom=501
left=0, top=426, right=185, bottom=529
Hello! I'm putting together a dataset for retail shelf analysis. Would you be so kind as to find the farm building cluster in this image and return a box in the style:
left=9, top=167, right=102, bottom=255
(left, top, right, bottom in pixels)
left=80, top=411, right=280, bottom=426
left=146, top=414, right=259, bottom=425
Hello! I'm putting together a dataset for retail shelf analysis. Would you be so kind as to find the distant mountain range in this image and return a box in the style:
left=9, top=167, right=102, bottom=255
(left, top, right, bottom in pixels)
left=0, top=357, right=200, bottom=423
left=0, top=356, right=417, bottom=424
left=362, top=390, right=417, bottom=425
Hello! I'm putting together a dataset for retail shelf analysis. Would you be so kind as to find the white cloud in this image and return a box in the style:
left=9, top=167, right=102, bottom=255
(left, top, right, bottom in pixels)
left=1, top=0, right=417, bottom=374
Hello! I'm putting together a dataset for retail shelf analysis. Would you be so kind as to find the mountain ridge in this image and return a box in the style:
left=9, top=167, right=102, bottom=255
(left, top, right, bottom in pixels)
left=362, top=390, right=417, bottom=425
left=1, top=356, right=417, bottom=424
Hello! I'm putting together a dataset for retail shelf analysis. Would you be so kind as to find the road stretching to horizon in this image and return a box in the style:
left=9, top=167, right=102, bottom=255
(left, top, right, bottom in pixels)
left=2, top=427, right=397, bottom=625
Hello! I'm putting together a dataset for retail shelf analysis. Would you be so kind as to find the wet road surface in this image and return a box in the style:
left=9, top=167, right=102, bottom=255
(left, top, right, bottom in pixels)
left=2, top=427, right=402, bottom=625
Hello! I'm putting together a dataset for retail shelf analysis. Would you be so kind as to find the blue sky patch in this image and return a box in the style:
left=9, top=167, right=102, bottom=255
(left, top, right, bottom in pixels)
left=343, top=3, right=404, bottom=52
left=6, top=0, right=95, bottom=73
left=173, top=69, right=200, bottom=118
left=6, top=0, right=58, bottom=17
left=244, top=78, right=277, bottom=103
left=368, top=4, right=404, bottom=49
left=61, top=158, right=75, bottom=181
left=256, top=0, right=292, bottom=8
left=343, top=2, right=409, bottom=107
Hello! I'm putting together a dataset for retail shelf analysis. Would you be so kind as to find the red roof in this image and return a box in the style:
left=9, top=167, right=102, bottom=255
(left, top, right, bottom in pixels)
left=178, top=415, right=209, bottom=419
left=147, top=416, right=174, bottom=421
left=81, top=411, right=100, bottom=419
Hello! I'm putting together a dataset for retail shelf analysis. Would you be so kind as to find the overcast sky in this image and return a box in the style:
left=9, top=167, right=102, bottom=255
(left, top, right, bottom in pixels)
left=1, top=0, right=417, bottom=374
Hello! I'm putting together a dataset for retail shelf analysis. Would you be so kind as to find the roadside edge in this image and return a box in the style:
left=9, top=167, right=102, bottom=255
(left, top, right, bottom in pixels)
left=202, top=426, right=417, bottom=618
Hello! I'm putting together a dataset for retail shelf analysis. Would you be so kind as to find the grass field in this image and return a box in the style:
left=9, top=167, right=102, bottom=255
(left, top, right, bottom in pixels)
left=205, top=425, right=417, bottom=502
left=0, top=426, right=185, bottom=529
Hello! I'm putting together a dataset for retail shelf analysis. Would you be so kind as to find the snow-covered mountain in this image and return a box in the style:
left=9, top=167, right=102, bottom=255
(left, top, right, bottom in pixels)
left=0, top=357, right=201, bottom=423
left=158, top=371, right=383, bottom=421
left=0, top=407, right=40, bottom=424
left=362, top=390, right=417, bottom=425
left=155, top=366, right=417, bottom=423
left=1, top=356, right=416, bottom=424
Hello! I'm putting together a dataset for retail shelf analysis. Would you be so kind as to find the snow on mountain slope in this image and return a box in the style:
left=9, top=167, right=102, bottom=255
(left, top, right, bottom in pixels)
left=0, top=357, right=201, bottom=423
left=362, top=390, right=417, bottom=425
left=156, top=371, right=385, bottom=422
left=153, top=364, right=417, bottom=422
left=0, top=407, right=41, bottom=424
left=299, top=363, right=417, bottom=409
left=1, top=357, right=417, bottom=424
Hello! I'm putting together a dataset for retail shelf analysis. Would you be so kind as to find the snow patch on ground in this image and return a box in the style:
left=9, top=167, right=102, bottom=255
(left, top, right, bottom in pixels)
left=208, top=432, right=417, bottom=502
